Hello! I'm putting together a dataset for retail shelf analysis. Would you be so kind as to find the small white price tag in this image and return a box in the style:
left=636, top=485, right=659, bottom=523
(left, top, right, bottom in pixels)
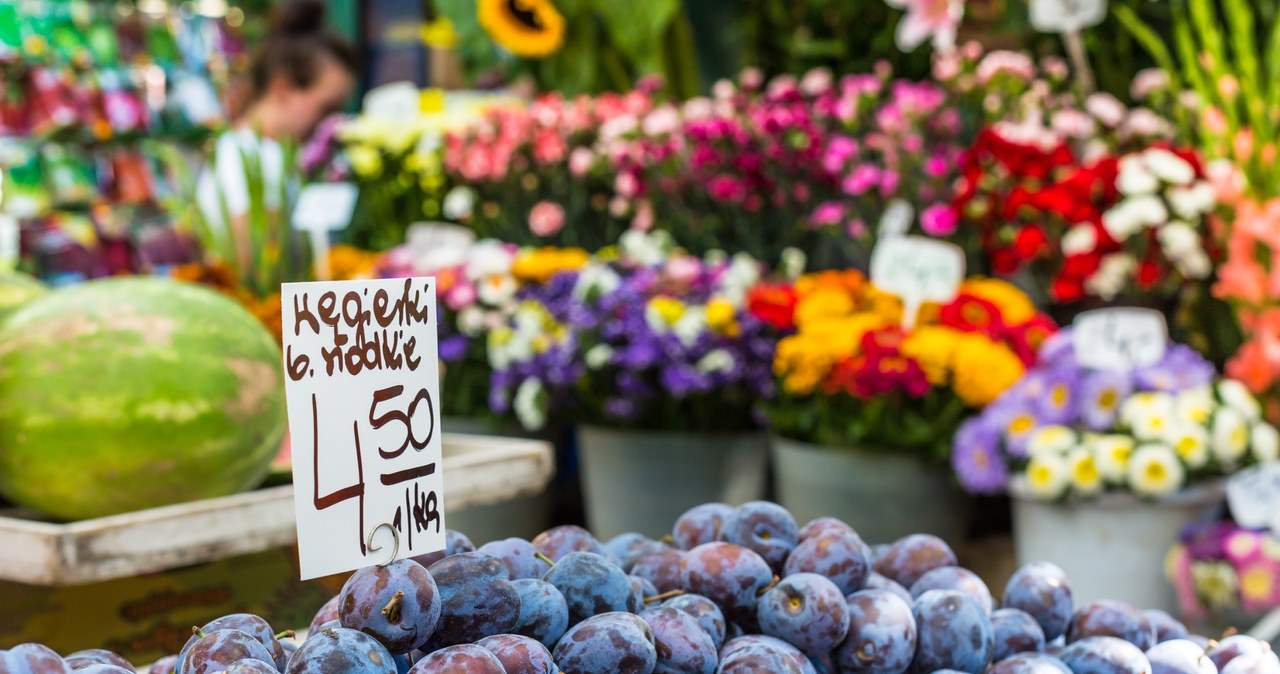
left=870, top=235, right=965, bottom=329
left=1030, top=0, right=1108, bottom=33
left=292, top=183, right=358, bottom=233
left=406, top=222, right=475, bottom=272
left=282, top=278, right=446, bottom=580
left=1072, top=308, right=1168, bottom=372
left=1227, top=462, right=1280, bottom=534
left=0, top=214, right=17, bottom=271
left=363, top=82, right=422, bottom=123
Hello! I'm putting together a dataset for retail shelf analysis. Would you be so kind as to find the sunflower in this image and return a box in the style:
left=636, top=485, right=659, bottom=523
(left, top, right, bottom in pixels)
left=478, top=0, right=566, bottom=58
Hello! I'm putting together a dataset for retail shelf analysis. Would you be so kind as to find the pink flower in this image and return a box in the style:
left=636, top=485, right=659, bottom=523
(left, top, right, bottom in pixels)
left=879, top=169, right=901, bottom=196
left=925, top=154, right=951, bottom=178
left=665, top=256, right=702, bottom=285
left=529, top=201, right=566, bottom=237
left=445, top=281, right=477, bottom=311
left=1131, top=68, right=1170, bottom=100
left=1086, top=93, right=1127, bottom=128
left=884, top=0, right=964, bottom=52
left=740, top=67, right=764, bottom=91
left=615, top=172, right=641, bottom=198
left=533, top=129, right=567, bottom=164
left=1203, top=107, right=1229, bottom=135
left=921, top=203, right=959, bottom=236
left=801, top=68, right=834, bottom=96
left=569, top=147, right=594, bottom=177
left=1122, top=109, right=1171, bottom=139
left=1166, top=546, right=1209, bottom=620
left=632, top=199, right=654, bottom=232
left=1051, top=109, right=1096, bottom=139
left=847, top=218, right=868, bottom=239
left=708, top=175, right=746, bottom=202
left=1226, top=530, right=1264, bottom=565
left=843, top=165, right=882, bottom=196
left=823, top=136, right=860, bottom=173
left=976, top=50, right=1035, bottom=85
left=811, top=202, right=845, bottom=227
left=1040, top=56, right=1070, bottom=80
left=933, top=51, right=963, bottom=81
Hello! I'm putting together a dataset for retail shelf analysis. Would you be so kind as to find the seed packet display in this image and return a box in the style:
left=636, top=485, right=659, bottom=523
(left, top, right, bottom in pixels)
left=99, top=70, right=148, bottom=136
left=0, top=4, right=21, bottom=57
left=27, top=67, right=81, bottom=135
left=107, top=150, right=155, bottom=205
left=43, top=144, right=98, bottom=208
left=1, top=145, right=50, bottom=217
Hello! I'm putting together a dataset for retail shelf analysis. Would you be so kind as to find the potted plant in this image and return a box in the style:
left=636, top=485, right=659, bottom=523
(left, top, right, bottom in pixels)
left=955, top=327, right=1280, bottom=611
left=1167, top=520, right=1280, bottom=634
left=753, top=271, right=1054, bottom=544
left=487, top=232, right=778, bottom=538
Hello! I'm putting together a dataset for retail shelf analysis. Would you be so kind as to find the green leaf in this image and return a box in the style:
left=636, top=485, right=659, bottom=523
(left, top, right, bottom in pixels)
left=587, top=0, right=680, bottom=75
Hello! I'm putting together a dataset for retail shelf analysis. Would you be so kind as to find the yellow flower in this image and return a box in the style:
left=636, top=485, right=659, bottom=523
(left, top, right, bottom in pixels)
left=348, top=145, right=382, bottom=178
left=950, top=334, right=1025, bottom=407
left=478, top=0, right=566, bottom=58
left=774, top=333, right=847, bottom=396
left=802, top=315, right=882, bottom=357
left=421, top=17, right=459, bottom=49
left=1026, top=453, right=1070, bottom=500
left=902, top=326, right=961, bottom=385
left=1068, top=447, right=1104, bottom=496
left=647, top=297, right=686, bottom=329
left=512, top=247, right=590, bottom=284
left=960, top=278, right=1037, bottom=324
left=328, top=245, right=379, bottom=281
left=794, top=287, right=856, bottom=329
left=866, top=287, right=905, bottom=325
left=1093, top=435, right=1135, bottom=483
left=705, top=298, right=740, bottom=337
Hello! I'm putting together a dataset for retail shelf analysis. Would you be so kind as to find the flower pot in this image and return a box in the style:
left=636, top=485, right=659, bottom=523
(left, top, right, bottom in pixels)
left=439, top=415, right=555, bottom=541
left=770, top=436, right=970, bottom=546
left=1010, top=480, right=1225, bottom=613
left=576, top=426, right=769, bottom=539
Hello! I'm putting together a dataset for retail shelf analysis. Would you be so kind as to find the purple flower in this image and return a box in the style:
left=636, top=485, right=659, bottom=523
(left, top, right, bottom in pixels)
left=1037, top=329, right=1077, bottom=369
left=1079, top=370, right=1132, bottom=431
left=439, top=335, right=469, bottom=362
left=1180, top=521, right=1237, bottom=560
left=952, top=418, right=1009, bottom=494
left=1135, top=345, right=1215, bottom=392
left=1034, top=369, right=1079, bottom=425
left=984, top=398, right=1041, bottom=459
left=604, top=397, right=640, bottom=421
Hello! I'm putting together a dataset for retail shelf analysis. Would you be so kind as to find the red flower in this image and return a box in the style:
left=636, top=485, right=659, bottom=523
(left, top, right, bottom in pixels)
left=1051, top=277, right=1086, bottom=303
left=747, top=284, right=798, bottom=331
left=1014, top=226, right=1049, bottom=261
left=992, top=248, right=1020, bottom=275
left=1062, top=252, right=1102, bottom=279
left=1136, top=260, right=1161, bottom=289
left=941, top=294, right=1007, bottom=337
left=1010, top=314, right=1059, bottom=365
left=824, top=353, right=930, bottom=399
left=861, top=327, right=905, bottom=357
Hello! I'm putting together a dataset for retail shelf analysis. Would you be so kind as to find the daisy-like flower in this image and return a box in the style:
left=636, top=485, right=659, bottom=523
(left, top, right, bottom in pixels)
left=1120, top=391, right=1175, bottom=426
left=1164, top=422, right=1210, bottom=470
left=1068, top=446, right=1104, bottom=496
left=991, top=402, right=1041, bottom=459
left=1093, top=434, right=1136, bottom=483
left=1211, top=407, right=1251, bottom=467
left=1174, top=386, right=1216, bottom=425
left=1253, top=422, right=1280, bottom=462
left=1128, top=443, right=1186, bottom=498
left=1027, top=425, right=1077, bottom=458
left=1036, top=372, right=1079, bottom=425
left=1080, top=370, right=1131, bottom=431
left=513, top=379, right=547, bottom=431
left=1130, top=406, right=1174, bottom=442
left=1026, top=452, right=1071, bottom=500
left=1191, top=562, right=1239, bottom=611
left=1217, top=379, right=1262, bottom=421
left=1117, top=155, right=1159, bottom=195
left=952, top=418, right=1010, bottom=495
left=1144, top=148, right=1196, bottom=185
left=585, top=344, right=614, bottom=370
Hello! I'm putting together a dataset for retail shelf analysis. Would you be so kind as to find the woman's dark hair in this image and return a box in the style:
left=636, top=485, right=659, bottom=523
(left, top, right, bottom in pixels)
left=248, top=0, right=358, bottom=101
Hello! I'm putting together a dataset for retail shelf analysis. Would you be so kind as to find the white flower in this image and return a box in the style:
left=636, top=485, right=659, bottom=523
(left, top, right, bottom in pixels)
left=672, top=307, right=707, bottom=347
left=1252, top=423, right=1279, bottom=462
left=1093, top=435, right=1136, bottom=483
left=1086, top=93, right=1127, bottom=128
left=1062, top=224, right=1099, bottom=255
left=1165, top=422, right=1210, bottom=469
left=1218, top=379, right=1262, bottom=421
left=1120, top=391, right=1176, bottom=426
left=781, top=247, right=807, bottom=280
left=1027, top=425, right=1078, bottom=457
left=1212, top=407, right=1251, bottom=467
left=1131, top=407, right=1175, bottom=442
left=477, top=274, right=518, bottom=306
left=1068, top=446, right=1105, bottom=496
left=1085, top=253, right=1136, bottom=300
left=1026, top=452, right=1071, bottom=500
left=1175, top=386, right=1217, bottom=425
left=620, top=230, right=673, bottom=266
left=465, top=240, right=515, bottom=279
left=1128, top=444, right=1186, bottom=498
left=1128, top=194, right=1170, bottom=228
left=442, top=186, right=476, bottom=220
left=642, top=105, right=681, bottom=136
left=1156, top=222, right=1201, bottom=260
left=1102, top=203, right=1144, bottom=241
left=1144, top=148, right=1196, bottom=185
left=697, top=349, right=735, bottom=375
left=1167, top=182, right=1216, bottom=219
left=717, top=253, right=762, bottom=307
left=574, top=264, right=622, bottom=300
left=1177, top=250, right=1212, bottom=279
left=1117, top=155, right=1160, bottom=195
left=585, top=344, right=614, bottom=370
left=457, top=307, right=486, bottom=336
left=513, top=379, right=547, bottom=431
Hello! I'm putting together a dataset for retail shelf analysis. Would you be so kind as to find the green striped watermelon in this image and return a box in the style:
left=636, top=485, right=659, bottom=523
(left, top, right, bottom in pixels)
left=0, top=271, right=45, bottom=320
left=0, top=277, right=286, bottom=520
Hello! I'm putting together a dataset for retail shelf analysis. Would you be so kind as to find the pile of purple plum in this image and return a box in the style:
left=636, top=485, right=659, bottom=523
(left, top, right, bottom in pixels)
left=3, top=501, right=1278, bottom=674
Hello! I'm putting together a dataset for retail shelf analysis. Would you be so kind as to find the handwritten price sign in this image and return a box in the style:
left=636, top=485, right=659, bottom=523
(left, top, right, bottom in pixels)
left=1227, top=462, right=1280, bottom=535
left=282, top=278, right=446, bottom=580
left=1072, top=308, right=1168, bottom=372
left=870, top=236, right=965, bottom=329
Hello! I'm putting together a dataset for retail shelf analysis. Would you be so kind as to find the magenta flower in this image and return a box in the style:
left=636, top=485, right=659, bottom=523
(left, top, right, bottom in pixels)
left=843, top=165, right=882, bottom=196
left=921, top=203, right=959, bottom=236
left=811, top=202, right=846, bottom=227
left=884, top=0, right=964, bottom=52
left=529, top=201, right=566, bottom=237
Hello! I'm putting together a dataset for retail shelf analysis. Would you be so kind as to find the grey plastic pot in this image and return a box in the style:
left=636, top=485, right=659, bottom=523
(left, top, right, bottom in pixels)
left=576, top=426, right=769, bottom=539
left=1011, top=478, right=1224, bottom=613
left=770, top=436, right=970, bottom=546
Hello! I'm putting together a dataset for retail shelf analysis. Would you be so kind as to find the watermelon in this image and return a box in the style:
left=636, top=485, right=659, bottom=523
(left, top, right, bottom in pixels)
left=0, top=271, right=46, bottom=320
left=0, top=277, right=286, bottom=520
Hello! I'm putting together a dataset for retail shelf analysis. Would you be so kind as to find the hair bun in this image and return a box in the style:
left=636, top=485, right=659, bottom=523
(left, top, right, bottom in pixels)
left=271, top=0, right=327, bottom=35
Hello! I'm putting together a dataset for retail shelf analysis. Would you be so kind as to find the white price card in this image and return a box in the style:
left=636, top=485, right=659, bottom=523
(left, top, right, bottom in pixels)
left=1072, top=308, right=1168, bottom=372
left=870, top=235, right=965, bottom=329
left=1227, top=462, right=1280, bottom=534
left=282, top=278, right=446, bottom=580
left=1030, top=0, right=1108, bottom=33
left=292, top=183, right=358, bottom=233
left=406, top=222, right=475, bottom=271
left=363, top=82, right=422, bottom=123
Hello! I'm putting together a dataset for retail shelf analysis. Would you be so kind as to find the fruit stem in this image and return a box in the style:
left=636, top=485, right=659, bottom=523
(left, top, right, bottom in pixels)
left=275, top=630, right=296, bottom=640
left=535, top=552, right=556, bottom=568
left=756, top=575, right=781, bottom=597
left=658, top=535, right=675, bottom=545
left=382, top=591, right=405, bottom=624
left=191, top=627, right=206, bottom=639
left=644, top=590, right=685, bottom=603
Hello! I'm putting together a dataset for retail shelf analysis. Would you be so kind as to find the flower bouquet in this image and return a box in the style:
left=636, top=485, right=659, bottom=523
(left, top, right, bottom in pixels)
left=1168, top=521, right=1280, bottom=623
left=756, top=271, right=1054, bottom=543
